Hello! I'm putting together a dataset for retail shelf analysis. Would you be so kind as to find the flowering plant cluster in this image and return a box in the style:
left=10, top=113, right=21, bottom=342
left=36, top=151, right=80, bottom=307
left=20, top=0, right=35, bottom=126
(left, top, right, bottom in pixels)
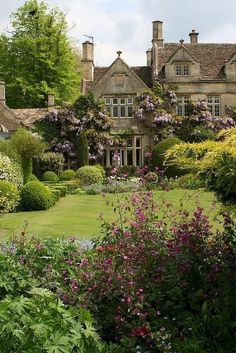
left=35, top=94, right=116, bottom=166
left=0, top=152, right=23, bottom=189
left=5, top=188, right=236, bottom=352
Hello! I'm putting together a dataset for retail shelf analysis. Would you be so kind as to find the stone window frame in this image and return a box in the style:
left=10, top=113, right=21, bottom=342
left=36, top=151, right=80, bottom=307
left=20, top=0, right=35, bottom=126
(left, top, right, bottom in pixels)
left=176, top=96, right=190, bottom=116
left=207, top=96, right=221, bottom=117
left=104, top=96, right=134, bottom=119
left=175, top=64, right=190, bottom=76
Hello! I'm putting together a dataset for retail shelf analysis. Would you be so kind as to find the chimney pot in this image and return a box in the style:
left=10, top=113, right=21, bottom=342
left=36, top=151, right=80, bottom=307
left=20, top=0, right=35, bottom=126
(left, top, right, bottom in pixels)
left=0, top=81, right=6, bottom=105
left=146, top=49, right=152, bottom=66
left=189, top=29, right=199, bottom=44
left=48, top=94, right=55, bottom=107
left=152, top=20, right=164, bottom=47
left=82, top=41, right=94, bottom=81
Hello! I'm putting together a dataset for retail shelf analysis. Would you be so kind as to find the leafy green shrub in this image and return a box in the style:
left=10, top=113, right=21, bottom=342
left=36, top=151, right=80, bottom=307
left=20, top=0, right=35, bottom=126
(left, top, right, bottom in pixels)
left=0, top=152, right=23, bottom=189
left=0, top=139, right=21, bottom=164
left=75, top=188, right=86, bottom=195
left=0, top=181, right=20, bottom=214
left=94, top=163, right=106, bottom=177
left=152, top=137, right=183, bottom=177
left=59, top=169, right=76, bottom=181
left=10, top=128, right=46, bottom=184
left=29, top=174, right=39, bottom=181
left=145, top=171, right=158, bottom=182
left=84, top=183, right=104, bottom=195
left=175, top=173, right=205, bottom=190
left=33, top=152, right=64, bottom=179
left=20, top=181, right=52, bottom=211
left=76, top=131, right=89, bottom=168
left=76, top=166, right=103, bottom=185
left=42, top=171, right=59, bottom=183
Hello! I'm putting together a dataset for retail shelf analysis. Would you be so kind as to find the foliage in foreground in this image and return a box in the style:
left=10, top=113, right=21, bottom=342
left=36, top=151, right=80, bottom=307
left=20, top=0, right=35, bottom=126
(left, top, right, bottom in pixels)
left=4, top=190, right=236, bottom=353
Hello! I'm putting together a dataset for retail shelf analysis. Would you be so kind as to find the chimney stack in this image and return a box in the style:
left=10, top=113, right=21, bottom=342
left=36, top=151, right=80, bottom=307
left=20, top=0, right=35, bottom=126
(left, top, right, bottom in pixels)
left=82, top=41, right=94, bottom=81
left=146, top=49, right=152, bottom=66
left=189, top=29, right=199, bottom=44
left=0, top=81, right=6, bottom=105
left=48, top=94, right=55, bottom=107
left=152, top=20, right=164, bottom=47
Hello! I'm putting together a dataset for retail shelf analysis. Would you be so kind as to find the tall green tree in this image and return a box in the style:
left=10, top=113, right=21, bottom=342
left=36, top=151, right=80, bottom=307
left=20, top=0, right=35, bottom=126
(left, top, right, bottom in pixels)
left=0, top=0, right=81, bottom=108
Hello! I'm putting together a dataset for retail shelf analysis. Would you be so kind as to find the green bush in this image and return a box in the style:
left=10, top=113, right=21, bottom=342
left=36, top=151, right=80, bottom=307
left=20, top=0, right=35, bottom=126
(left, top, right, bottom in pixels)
left=76, top=166, right=103, bottom=185
left=94, top=163, right=106, bottom=177
left=50, top=188, right=61, bottom=202
left=0, top=152, right=23, bottom=189
left=175, top=173, right=205, bottom=190
left=42, top=171, right=59, bottom=183
left=29, top=174, right=39, bottom=181
left=0, top=181, right=20, bottom=214
left=20, top=181, right=52, bottom=211
left=33, top=152, right=64, bottom=179
left=76, top=132, right=89, bottom=168
left=59, top=169, right=76, bottom=181
left=145, top=172, right=158, bottom=183
left=152, top=137, right=183, bottom=177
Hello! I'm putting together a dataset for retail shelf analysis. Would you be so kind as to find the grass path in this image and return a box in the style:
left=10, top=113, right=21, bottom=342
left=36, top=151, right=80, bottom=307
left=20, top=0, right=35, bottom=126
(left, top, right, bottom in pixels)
left=0, top=190, right=219, bottom=239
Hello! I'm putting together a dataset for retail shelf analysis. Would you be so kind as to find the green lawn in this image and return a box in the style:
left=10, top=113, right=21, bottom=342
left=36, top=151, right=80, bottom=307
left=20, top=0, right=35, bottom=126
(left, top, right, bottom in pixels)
left=0, top=190, right=219, bottom=239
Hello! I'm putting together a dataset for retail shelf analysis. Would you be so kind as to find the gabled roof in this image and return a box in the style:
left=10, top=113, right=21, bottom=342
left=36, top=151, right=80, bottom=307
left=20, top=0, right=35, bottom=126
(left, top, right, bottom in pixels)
left=166, top=44, right=199, bottom=63
left=92, top=56, right=151, bottom=91
left=158, top=43, right=236, bottom=80
left=82, top=58, right=152, bottom=94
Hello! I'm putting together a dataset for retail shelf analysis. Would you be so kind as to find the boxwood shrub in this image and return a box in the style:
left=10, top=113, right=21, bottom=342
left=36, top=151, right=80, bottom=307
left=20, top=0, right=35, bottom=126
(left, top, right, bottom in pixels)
left=152, top=137, right=183, bottom=177
left=42, top=171, right=59, bottom=183
left=59, top=169, right=76, bottom=181
left=76, top=166, right=103, bottom=185
left=20, top=181, right=52, bottom=211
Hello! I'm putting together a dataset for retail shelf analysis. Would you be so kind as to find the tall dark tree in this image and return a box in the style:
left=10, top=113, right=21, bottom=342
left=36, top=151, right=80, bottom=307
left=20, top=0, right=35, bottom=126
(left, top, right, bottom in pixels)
left=0, top=0, right=81, bottom=108
left=76, top=132, right=89, bottom=168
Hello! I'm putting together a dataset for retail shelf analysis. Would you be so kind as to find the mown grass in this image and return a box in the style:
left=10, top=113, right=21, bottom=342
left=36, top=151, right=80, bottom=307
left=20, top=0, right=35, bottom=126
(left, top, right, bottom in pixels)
left=0, top=189, right=220, bottom=239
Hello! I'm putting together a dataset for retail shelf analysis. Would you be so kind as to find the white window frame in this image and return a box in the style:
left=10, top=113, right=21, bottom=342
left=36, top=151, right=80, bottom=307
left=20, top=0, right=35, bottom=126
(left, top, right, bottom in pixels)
left=104, top=97, right=134, bottom=119
left=207, top=96, right=221, bottom=116
left=176, top=96, right=190, bottom=116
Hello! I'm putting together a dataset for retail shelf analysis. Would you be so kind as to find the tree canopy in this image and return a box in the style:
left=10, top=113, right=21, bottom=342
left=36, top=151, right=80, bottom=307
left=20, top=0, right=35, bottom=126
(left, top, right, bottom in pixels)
left=0, top=0, right=81, bottom=108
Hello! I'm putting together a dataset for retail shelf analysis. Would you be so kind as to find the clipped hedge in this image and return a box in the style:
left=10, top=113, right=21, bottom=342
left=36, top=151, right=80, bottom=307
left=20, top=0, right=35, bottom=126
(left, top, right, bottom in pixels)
left=76, top=166, right=103, bottom=185
left=59, top=169, right=76, bottom=181
left=152, top=137, right=183, bottom=177
left=42, top=171, right=59, bottom=183
left=20, top=181, right=52, bottom=211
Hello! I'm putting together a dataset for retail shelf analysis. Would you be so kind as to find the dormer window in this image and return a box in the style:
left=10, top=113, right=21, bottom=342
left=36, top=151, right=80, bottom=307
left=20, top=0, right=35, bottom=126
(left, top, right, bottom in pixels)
left=176, top=65, right=190, bottom=76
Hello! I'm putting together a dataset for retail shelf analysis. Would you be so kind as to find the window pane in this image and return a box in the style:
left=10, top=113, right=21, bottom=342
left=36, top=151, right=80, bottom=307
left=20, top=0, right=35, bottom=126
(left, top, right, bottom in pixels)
left=207, top=97, right=213, bottom=103
left=105, top=98, right=111, bottom=105
left=120, top=98, right=126, bottom=105
left=214, top=97, right=220, bottom=104
left=127, top=138, right=133, bottom=147
left=136, top=137, right=141, bottom=147
left=176, top=66, right=182, bottom=76
left=127, top=98, right=133, bottom=104
left=183, top=65, right=189, bottom=75
left=113, top=98, right=118, bottom=105
left=128, top=106, right=133, bottom=117
left=120, top=106, right=126, bottom=118
left=136, top=150, right=142, bottom=166
left=127, top=150, right=133, bottom=165
left=113, top=106, right=119, bottom=118
left=214, top=106, right=220, bottom=116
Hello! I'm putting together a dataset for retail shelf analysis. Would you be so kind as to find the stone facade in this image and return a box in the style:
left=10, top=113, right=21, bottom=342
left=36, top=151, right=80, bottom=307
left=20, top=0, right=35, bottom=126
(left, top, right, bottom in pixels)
left=81, top=20, right=236, bottom=167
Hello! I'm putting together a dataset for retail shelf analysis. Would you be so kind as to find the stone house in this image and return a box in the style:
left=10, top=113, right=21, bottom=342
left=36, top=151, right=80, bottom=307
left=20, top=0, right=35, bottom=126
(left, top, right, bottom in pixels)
left=81, top=20, right=236, bottom=167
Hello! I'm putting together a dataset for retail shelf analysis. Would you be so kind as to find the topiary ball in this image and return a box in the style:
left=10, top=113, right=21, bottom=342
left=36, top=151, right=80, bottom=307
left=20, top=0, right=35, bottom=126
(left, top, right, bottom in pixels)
left=30, top=174, right=39, bottom=181
left=42, top=171, right=59, bottom=183
left=145, top=172, right=158, bottom=183
left=20, top=181, right=52, bottom=211
left=59, top=169, right=76, bottom=181
left=75, top=166, right=103, bottom=185
left=0, top=180, right=20, bottom=213
left=152, top=137, right=183, bottom=177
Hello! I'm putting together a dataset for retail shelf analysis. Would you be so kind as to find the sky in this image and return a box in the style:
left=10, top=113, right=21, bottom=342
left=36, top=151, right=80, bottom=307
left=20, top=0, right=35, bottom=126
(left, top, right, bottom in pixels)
left=0, top=0, right=236, bottom=66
